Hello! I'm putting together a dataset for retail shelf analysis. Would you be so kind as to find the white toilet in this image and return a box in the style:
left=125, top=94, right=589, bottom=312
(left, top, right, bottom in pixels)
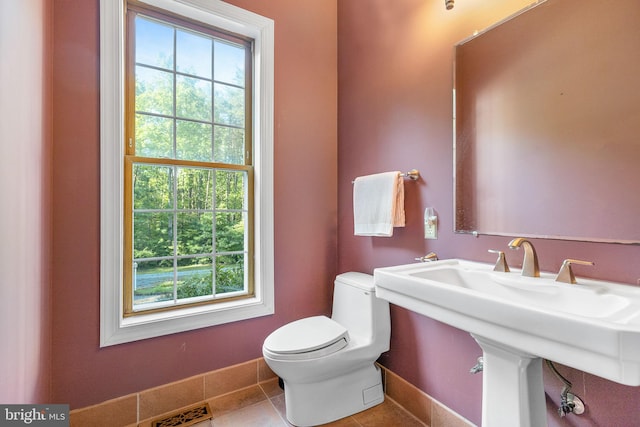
left=262, top=272, right=391, bottom=426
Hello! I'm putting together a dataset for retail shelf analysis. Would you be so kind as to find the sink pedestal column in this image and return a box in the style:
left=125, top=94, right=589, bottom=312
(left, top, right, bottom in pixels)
left=472, top=335, right=547, bottom=427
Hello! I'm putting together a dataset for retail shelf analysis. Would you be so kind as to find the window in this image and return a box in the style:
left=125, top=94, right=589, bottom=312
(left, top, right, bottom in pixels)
left=100, top=0, right=274, bottom=346
left=125, top=5, right=254, bottom=315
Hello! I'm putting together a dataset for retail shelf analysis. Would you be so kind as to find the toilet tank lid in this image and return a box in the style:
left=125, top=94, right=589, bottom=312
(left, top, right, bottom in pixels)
left=336, top=272, right=374, bottom=291
left=263, top=316, right=348, bottom=354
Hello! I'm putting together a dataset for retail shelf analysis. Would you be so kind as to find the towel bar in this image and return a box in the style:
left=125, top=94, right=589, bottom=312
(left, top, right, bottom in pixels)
left=401, top=169, right=420, bottom=180
left=352, top=169, right=420, bottom=184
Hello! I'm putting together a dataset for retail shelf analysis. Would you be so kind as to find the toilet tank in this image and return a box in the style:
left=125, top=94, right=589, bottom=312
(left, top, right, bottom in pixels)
left=331, top=272, right=390, bottom=349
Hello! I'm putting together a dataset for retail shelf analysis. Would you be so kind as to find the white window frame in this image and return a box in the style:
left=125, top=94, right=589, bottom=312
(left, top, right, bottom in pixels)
left=100, top=0, right=274, bottom=347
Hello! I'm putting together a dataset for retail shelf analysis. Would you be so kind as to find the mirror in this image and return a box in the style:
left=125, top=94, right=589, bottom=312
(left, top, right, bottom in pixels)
left=454, top=0, right=640, bottom=244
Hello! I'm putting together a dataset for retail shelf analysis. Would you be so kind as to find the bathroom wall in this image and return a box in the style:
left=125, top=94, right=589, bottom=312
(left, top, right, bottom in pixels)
left=51, top=0, right=337, bottom=409
left=337, top=0, right=640, bottom=426
left=15, top=1, right=640, bottom=423
left=0, top=0, right=52, bottom=404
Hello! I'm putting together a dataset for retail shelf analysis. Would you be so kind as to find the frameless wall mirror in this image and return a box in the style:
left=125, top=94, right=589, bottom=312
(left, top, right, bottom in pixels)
left=454, top=0, right=640, bottom=244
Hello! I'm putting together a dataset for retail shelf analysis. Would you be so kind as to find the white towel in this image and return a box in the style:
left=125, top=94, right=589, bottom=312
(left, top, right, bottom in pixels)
left=353, top=171, right=405, bottom=237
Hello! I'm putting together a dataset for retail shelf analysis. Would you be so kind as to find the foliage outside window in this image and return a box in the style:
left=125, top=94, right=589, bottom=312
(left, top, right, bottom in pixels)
left=124, top=5, right=254, bottom=315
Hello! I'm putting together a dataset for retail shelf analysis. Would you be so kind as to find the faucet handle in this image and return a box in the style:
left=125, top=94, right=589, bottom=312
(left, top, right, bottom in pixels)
left=488, top=249, right=510, bottom=272
left=415, top=252, right=438, bottom=262
left=555, top=259, right=594, bottom=284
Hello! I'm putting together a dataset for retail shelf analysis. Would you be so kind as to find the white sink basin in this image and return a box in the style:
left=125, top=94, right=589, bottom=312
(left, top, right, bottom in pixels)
left=374, top=259, right=640, bottom=386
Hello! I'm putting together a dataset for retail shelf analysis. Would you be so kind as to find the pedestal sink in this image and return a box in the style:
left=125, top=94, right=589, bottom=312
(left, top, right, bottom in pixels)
left=374, top=259, right=640, bottom=427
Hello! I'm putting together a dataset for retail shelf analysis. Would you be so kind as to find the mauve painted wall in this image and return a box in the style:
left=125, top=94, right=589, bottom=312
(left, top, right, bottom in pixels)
left=0, top=0, right=52, bottom=404
left=338, top=0, right=640, bottom=426
left=51, top=0, right=337, bottom=409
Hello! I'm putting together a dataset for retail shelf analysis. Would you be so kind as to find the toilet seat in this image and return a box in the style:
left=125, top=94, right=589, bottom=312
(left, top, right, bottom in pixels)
left=263, top=316, right=349, bottom=360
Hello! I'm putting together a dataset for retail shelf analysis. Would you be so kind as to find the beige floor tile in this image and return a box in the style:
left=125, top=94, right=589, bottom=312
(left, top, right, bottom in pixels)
left=318, top=415, right=362, bottom=426
left=141, top=387, right=430, bottom=427
left=267, top=393, right=293, bottom=426
left=269, top=393, right=423, bottom=427
left=70, top=362, right=462, bottom=427
left=352, top=399, right=427, bottom=427
left=208, top=385, right=268, bottom=417
left=259, top=377, right=284, bottom=399
left=212, top=400, right=286, bottom=427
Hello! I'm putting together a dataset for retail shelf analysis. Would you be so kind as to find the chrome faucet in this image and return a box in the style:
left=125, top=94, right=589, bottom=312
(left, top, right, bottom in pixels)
left=508, top=238, right=540, bottom=277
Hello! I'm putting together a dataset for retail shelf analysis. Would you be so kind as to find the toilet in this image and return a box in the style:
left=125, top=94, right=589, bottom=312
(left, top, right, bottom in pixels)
left=262, top=272, right=391, bottom=426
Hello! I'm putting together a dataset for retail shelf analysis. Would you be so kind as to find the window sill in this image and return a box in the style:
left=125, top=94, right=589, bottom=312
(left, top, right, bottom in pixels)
left=102, top=294, right=273, bottom=347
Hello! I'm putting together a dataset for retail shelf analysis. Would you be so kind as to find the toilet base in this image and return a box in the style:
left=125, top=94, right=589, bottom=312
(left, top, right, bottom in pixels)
left=283, top=363, right=384, bottom=426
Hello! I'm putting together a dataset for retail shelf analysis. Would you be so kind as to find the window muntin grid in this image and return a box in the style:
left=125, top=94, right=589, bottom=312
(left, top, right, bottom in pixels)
left=124, top=7, right=253, bottom=316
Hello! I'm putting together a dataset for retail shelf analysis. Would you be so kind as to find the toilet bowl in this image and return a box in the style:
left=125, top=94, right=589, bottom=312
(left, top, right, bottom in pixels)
left=262, top=272, right=390, bottom=426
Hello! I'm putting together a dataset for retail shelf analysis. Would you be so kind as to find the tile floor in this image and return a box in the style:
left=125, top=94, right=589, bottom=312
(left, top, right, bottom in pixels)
left=179, top=377, right=426, bottom=427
